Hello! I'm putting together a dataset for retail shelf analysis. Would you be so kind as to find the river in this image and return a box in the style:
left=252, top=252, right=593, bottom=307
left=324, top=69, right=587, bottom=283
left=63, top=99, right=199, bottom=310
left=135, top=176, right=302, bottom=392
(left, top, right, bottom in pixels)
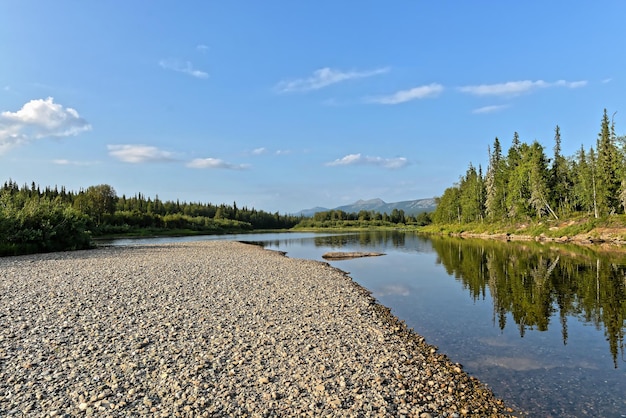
left=102, top=231, right=626, bottom=417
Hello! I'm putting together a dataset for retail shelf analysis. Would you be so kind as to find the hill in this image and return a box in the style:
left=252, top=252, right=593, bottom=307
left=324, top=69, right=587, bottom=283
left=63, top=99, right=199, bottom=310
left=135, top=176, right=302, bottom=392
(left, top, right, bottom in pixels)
left=297, top=198, right=436, bottom=217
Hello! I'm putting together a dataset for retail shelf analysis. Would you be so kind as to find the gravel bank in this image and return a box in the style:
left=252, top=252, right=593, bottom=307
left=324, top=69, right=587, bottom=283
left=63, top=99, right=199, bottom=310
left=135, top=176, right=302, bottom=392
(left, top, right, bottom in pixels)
left=0, top=241, right=513, bottom=417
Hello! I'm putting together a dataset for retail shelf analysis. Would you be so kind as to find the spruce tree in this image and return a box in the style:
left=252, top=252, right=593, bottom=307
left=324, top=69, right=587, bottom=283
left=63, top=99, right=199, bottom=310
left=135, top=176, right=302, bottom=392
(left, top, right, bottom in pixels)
left=485, top=137, right=507, bottom=221
left=459, top=164, right=485, bottom=222
left=505, top=132, right=529, bottom=219
left=550, top=125, right=572, bottom=216
left=527, top=141, right=556, bottom=219
left=595, top=109, right=622, bottom=215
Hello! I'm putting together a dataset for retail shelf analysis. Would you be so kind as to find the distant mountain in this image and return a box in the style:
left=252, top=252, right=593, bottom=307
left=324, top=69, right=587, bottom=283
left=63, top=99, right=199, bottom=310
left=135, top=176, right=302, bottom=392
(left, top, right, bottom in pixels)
left=297, top=206, right=330, bottom=217
left=296, top=198, right=436, bottom=217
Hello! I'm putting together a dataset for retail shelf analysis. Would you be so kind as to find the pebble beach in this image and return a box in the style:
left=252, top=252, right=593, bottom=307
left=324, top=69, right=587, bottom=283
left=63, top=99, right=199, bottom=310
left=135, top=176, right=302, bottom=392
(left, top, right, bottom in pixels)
left=0, top=241, right=513, bottom=417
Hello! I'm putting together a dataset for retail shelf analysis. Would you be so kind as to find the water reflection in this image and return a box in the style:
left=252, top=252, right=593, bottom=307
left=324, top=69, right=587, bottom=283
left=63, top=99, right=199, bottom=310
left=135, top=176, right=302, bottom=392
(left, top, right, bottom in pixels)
left=429, top=236, right=626, bottom=368
left=311, top=230, right=433, bottom=253
left=313, top=230, right=407, bottom=248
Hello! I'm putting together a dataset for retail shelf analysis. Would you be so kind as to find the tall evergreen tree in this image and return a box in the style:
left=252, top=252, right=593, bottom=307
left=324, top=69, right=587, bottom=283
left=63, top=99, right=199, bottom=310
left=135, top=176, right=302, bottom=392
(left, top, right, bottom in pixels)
left=550, top=125, right=572, bottom=216
left=573, top=146, right=600, bottom=218
left=527, top=141, right=556, bottom=219
left=459, top=164, right=485, bottom=222
left=595, top=109, right=622, bottom=215
left=506, top=132, right=529, bottom=219
left=485, top=137, right=507, bottom=221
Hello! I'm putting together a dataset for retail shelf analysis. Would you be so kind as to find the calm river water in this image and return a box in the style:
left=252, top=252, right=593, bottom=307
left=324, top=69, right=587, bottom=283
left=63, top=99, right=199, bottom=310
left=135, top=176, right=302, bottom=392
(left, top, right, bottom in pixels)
left=103, top=231, right=626, bottom=417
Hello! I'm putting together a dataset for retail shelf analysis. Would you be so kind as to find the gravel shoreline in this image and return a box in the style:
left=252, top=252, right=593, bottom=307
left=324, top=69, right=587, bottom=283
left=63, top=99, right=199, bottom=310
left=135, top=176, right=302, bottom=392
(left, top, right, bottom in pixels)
left=0, top=241, right=514, bottom=417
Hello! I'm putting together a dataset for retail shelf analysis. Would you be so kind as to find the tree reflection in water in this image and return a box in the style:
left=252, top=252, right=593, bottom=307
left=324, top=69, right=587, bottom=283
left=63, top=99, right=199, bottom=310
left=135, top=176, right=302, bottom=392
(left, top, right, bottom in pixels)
left=429, top=236, right=626, bottom=368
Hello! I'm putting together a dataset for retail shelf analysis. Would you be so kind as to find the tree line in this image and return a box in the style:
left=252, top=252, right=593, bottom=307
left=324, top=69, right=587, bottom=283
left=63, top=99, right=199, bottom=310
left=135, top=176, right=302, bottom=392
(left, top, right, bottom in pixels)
left=433, top=109, right=625, bottom=224
left=294, top=208, right=432, bottom=229
left=0, top=181, right=302, bottom=256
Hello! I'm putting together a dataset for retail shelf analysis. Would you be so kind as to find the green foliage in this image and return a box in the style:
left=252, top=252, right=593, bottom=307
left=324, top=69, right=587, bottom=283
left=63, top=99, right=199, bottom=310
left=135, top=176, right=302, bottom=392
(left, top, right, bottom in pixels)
left=433, top=110, right=625, bottom=227
left=459, top=164, right=485, bottom=223
left=432, top=186, right=460, bottom=224
left=485, top=137, right=507, bottom=221
left=595, top=109, right=622, bottom=216
left=550, top=125, right=574, bottom=216
left=0, top=179, right=301, bottom=256
left=293, top=208, right=429, bottom=229
left=0, top=186, right=91, bottom=256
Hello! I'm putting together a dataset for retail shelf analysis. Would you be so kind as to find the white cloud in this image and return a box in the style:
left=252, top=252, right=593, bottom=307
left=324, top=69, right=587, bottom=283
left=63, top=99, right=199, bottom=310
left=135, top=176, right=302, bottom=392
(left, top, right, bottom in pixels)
left=107, top=144, right=175, bottom=163
left=275, top=149, right=291, bottom=155
left=159, top=59, right=208, bottom=79
left=472, top=104, right=510, bottom=114
left=0, top=97, right=91, bottom=154
left=327, top=153, right=362, bottom=166
left=252, top=147, right=267, bottom=155
left=187, top=158, right=249, bottom=170
left=602, top=78, right=613, bottom=84
left=52, top=159, right=98, bottom=166
left=326, top=153, right=409, bottom=169
left=459, top=79, right=587, bottom=96
left=275, top=67, right=389, bottom=93
left=554, top=79, right=587, bottom=88
left=367, top=83, right=444, bottom=104
left=196, top=44, right=209, bottom=53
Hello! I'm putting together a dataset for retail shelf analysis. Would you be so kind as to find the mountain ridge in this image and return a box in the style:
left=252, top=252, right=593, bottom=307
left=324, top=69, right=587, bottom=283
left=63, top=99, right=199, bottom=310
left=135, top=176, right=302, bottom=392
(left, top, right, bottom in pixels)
left=296, top=198, right=436, bottom=217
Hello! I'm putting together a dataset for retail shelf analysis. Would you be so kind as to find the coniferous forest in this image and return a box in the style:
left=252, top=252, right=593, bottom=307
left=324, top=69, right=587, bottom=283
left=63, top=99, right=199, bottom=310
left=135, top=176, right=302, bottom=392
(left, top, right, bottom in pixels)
left=0, top=182, right=302, bottom=256
left=432, top=109, right=625, bottom=225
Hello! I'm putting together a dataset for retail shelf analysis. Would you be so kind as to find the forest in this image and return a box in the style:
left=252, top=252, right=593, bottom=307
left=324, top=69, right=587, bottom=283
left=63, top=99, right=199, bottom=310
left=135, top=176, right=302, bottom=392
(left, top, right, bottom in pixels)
left=432, top=109, right=625, bottom=225
left=293, top=208, right=432, bottom=229
left=0, top=182, right=302, bottom=256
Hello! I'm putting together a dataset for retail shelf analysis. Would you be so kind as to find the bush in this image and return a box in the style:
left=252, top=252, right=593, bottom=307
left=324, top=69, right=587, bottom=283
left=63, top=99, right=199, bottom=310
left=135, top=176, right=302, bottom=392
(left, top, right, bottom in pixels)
left=0, top=196, right=92, bottom=256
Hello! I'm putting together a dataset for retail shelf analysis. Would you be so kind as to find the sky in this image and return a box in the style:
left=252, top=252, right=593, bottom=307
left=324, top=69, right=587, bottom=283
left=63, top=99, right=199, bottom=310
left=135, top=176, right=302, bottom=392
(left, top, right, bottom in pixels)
left=1, top=1, right=625, bottom=214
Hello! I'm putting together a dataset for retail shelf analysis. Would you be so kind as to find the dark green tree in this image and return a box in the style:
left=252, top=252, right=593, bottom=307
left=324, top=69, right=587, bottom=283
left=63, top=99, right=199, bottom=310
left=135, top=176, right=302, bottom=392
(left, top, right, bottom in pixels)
left=595, top=109, right=622, bottom=215
left=485, top=137, right=507, bottom=221
left=505, top=132, right=529, bottom=218
left=527, top=141, right=557, bottom=219
left=459, top=163, right=485, bottom=222
left=550, top=125, right=573, bottom=216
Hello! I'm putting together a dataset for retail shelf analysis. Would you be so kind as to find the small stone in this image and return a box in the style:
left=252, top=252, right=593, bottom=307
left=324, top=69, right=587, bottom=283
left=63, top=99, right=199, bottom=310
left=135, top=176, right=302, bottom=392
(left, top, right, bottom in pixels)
left=328, top=397, right=341, bottom=408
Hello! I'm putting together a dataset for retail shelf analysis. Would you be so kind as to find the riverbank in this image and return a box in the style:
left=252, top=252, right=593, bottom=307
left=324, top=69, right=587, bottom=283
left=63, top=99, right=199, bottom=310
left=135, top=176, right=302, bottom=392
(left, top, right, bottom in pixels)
left=421, top=216, right=626, bottom=248
left=0, top=241, right=514, bottom=416
left=448, top=229, right=626, bottom=247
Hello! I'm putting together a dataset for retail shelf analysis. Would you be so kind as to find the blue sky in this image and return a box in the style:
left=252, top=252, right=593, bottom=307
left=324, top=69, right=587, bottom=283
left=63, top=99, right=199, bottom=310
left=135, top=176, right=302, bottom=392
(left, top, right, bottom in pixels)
left=1, top=1, right=624, bottom=213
